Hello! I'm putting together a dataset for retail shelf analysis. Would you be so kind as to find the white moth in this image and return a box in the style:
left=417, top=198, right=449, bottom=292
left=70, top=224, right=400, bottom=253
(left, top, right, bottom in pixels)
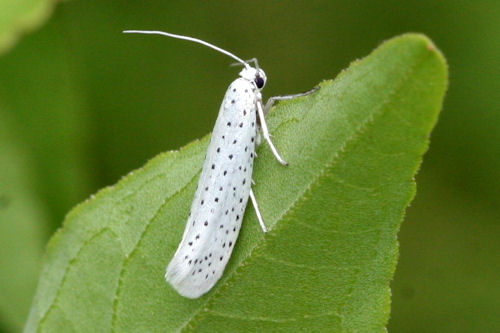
left=124, top=30, right=316, bottom=298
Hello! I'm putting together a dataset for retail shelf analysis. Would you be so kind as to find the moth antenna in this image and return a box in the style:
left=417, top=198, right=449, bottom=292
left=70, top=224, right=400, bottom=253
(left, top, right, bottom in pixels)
left=123, top=30, right=249, bottom=68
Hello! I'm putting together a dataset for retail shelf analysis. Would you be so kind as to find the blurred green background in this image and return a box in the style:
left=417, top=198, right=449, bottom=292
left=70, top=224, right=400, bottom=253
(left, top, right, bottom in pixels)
left=0, top=1, right=498, bottom=332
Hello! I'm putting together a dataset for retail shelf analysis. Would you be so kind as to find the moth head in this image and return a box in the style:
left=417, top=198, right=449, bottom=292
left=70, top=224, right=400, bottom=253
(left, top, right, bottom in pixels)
left=240, top=67, right=267, bottom=90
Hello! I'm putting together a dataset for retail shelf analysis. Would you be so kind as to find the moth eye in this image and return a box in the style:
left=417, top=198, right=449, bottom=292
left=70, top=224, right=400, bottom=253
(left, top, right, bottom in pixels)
left=255, top=76, right=265, bottom=89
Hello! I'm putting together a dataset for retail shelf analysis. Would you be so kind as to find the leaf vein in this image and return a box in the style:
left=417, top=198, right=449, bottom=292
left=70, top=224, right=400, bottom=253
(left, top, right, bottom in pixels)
left=110, top=170, right=201, bottom=331
left=38, top=227, right=119, bottom=329
left=207, top=308, right=340, bottom=324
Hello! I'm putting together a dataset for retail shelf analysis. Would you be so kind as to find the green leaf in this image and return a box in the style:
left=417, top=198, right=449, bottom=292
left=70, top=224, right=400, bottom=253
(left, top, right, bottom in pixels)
left=26, top=33, right=447, bottom=332
left=0, top=112, right=48, bottom=332
left=0, top=0, right=58, bottom=55
left=0, top=13, right=95, bottom=230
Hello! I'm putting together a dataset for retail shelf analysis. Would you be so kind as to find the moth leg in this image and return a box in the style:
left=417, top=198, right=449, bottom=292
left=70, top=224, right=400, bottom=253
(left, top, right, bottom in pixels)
left=256, top=100, right=288, bottom=166
left=250, top=188, right=267, bottom=233
left=230, top=57, right=260, bottom=69
left=264, top=86, right=319, bottom=115
left=244, top=58, right=260, bottom=69
left=255, top=130, right=262, bottom=146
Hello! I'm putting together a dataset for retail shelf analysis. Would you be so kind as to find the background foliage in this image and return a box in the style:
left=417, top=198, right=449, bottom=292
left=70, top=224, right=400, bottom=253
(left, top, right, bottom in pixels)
left=0, top=1, right=497, bottom=332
